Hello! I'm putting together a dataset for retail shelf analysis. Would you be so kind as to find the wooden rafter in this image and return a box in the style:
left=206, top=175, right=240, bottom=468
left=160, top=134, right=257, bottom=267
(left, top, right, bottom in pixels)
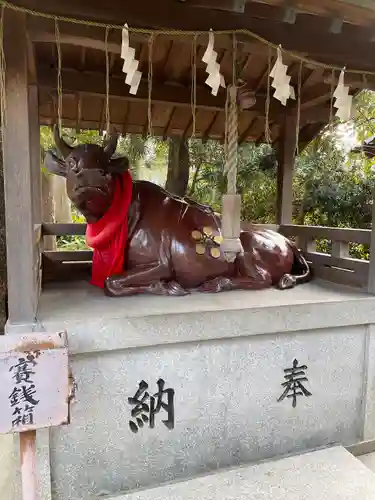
left=183, top=114, right=194, bottom=138
left=239, top=115, right=257, bottom=144
left=122, top=102, right=130, bottom=136
left=301, top=67, right=325, bottom=90
left=39, top=66, right=307, bottom=119
left=163, top=107, right=177, bottom=139
left=157, top=40, right=174, bottom=81
left=202, top=111, right=219, bottom=141
left=80, top=46, right=86, bottom=71
left=255, top=0, right=375, bottom=26
left=300, top=84, right=335, bottom=109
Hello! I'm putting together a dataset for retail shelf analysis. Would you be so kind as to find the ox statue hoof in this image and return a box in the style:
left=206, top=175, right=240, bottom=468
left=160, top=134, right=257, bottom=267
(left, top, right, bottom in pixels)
left=277, top=274, right=297, bottom=290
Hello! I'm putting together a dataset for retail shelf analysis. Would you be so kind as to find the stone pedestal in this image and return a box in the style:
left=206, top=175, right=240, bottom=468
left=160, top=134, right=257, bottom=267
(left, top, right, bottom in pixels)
left=5, top=280, right=375, bottom=500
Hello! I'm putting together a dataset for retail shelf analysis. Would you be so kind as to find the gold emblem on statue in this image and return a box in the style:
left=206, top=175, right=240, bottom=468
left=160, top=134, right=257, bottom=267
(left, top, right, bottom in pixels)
left=192, top=226, right=223, bottom=259
left=195, top=243, right=206, bottom=255
left=191, top=230, right=202, bottom=240
left=210, top=247, right=221, bottom=259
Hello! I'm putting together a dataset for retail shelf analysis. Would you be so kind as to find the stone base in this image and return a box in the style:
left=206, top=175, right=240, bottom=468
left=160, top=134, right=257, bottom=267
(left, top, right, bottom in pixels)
left=101, top=447, right=375, bottom=500
left=8, top=280, right=375, bottom=500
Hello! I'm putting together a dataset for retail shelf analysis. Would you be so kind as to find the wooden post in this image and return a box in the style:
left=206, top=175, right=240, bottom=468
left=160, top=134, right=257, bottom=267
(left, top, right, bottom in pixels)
left=331, top=241, right=350, bottom=258
left=29, top=85, right=43, bottom=300
left=20, top=431, right=37, bottom=500
left=3, top=10, right=37, bottom=327
left=368, top=187, right=375, bottom=294
left=29, top=86, right=42, bottom=228
left=276, top=113, right=297, bottom=225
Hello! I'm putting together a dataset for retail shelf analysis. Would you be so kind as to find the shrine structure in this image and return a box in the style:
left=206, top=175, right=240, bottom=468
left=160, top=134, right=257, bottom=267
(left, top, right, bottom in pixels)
left=3, top=1, right=375, bottom=500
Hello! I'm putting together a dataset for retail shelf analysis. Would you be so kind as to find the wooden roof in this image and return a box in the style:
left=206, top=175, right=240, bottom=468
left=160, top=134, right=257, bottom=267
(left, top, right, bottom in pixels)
left=15, top=0, right=375, bottom=144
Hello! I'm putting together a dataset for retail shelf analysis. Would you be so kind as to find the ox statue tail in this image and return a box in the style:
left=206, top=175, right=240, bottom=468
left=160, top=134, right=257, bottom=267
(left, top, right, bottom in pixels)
left=277, top=243, right=312, bottom=290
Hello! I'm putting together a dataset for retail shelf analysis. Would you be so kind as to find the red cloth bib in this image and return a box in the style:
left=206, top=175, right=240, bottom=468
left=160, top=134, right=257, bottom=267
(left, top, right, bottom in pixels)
left=86, top=171, right=133, bottom=288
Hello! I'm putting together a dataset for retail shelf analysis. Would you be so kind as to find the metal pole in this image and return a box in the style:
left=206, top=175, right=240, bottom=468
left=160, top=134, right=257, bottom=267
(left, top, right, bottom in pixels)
left=20, top=430, right=37, bottom=500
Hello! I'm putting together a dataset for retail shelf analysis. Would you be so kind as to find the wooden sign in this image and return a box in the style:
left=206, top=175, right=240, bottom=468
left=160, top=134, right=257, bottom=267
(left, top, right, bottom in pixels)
left=0, top=332, right=70, bottom=434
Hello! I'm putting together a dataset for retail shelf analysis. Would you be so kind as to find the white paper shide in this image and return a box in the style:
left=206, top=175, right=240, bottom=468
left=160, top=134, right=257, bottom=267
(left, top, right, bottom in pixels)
left=270, top=47, right=295, bottom=106
left=333, top=69, right=353, bottom=122
left=121, top=24, right=142, bottom=95
left=202, top=30, right=225, bottom=96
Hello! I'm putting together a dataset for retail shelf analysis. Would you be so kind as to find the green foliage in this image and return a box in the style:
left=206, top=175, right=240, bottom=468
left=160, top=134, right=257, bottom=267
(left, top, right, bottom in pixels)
left=56, top=210, right=87, bottom=251
left=187, top=90, right=375, bottom=260
left=189, top=139, right=276, bottom=222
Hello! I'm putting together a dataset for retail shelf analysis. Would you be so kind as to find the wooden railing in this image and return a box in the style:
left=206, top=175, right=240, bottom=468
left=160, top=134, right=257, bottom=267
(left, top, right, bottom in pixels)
left=41, top=222, right=372, bottom=289
left=42, top=223, right=91, bottom=282
left=279, top=224, right=370, bottom=289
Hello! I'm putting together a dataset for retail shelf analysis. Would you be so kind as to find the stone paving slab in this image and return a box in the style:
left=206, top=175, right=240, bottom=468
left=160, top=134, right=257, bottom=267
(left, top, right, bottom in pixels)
left=101, top=447, right=375, bottom=500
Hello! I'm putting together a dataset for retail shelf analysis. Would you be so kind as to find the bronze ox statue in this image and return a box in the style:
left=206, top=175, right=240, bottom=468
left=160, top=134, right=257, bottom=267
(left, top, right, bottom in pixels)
left=45, top=127, right=312, bottom=297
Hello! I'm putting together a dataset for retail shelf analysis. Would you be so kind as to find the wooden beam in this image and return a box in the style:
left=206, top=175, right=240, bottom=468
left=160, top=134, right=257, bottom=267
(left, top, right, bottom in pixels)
left=323, top=72, right=375, bottom=91
left=299, top=106, right=331, bottom=123
left=27, top=16, right=263, bottom=58
left=42, top=223, right=86, bottom=235
left=3, top=9, right=37, bottom=327
left=251, top=0, right=375, bottom=26
left=25, top=4, right=375, bottom=71
left=301, top=92, right=333, bottom=109
left=183, top=0, right=246, bottom=13
left=20, top=0, right=375, bottom=29
left=301, top=67, right=325, bottom=90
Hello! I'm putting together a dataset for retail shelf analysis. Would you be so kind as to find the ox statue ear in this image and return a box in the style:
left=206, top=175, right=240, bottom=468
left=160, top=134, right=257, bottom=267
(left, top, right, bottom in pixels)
left=44, top=150, right=68, bottom=178
left=107, top=155, right=129, bottom=174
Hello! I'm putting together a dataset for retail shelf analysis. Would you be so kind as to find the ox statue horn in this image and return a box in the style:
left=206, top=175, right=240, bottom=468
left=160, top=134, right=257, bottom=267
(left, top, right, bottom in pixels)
left=53, top=125, right=73, bottom=159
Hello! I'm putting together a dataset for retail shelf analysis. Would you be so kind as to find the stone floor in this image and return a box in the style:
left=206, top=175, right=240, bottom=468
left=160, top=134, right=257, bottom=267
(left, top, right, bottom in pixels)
left=358, top=451, right=375, bottom=473
left=0, top=442, right=375, bottom=499
left=102, top=447, right=375, bottom=500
